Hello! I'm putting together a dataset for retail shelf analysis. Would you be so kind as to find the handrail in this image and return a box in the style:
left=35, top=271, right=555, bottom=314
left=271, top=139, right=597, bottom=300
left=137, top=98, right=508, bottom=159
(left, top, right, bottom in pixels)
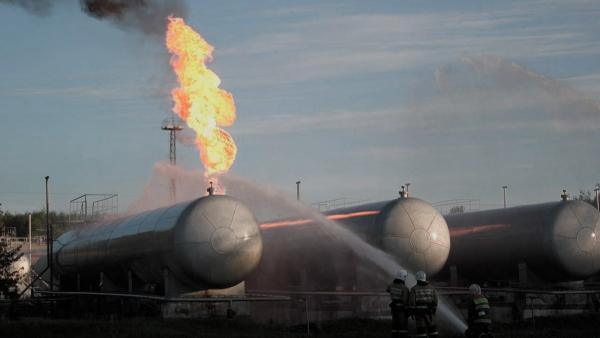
left=36, top=291, right=290, bottom=303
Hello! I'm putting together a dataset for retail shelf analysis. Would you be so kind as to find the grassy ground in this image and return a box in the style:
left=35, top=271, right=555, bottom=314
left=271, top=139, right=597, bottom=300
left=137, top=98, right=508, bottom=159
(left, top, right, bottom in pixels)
left=492, top=314, right=600, bottom=338
left=1, top=315, right=600, bottom=337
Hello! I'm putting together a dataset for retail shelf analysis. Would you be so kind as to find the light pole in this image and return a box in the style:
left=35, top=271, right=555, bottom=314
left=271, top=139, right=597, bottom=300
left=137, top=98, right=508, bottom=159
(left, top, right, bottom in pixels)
left=28, top=214, right=32, bottom=273
left=296, top=181, right=301, bottom=201
left=45, top=176, right=52, bottom=291
left=595, top=184, right=600, bottom=211
left=502, top=185, right=508, bottom=208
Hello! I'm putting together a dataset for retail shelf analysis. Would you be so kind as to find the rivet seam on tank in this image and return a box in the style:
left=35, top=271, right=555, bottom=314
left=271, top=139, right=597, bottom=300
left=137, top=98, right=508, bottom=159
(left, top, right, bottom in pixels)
left=409, top=229, right=431, bottom=253
left=426, top=214, right=437, bottom=231
left=200, top=209, right=218, bottom=231
left=211, top=227, right=238, bottom=254
left=228, top=203, right=238, bottom=229
left=568, top=204, right=583, bottom=232
left=399, top=202, right=416, bottom=229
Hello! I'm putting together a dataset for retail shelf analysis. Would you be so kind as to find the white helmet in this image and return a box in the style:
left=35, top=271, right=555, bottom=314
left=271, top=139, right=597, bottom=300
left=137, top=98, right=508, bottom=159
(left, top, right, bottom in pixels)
left=415, top=270, right=427, bottom=282
left=469, top=283, right=481, bottom=296
left=396, top=269, right=408, bottom=281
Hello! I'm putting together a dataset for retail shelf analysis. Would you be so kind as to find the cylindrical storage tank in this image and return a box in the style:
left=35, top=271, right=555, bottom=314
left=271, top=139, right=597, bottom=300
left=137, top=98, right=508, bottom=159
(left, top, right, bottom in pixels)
left=445, top=200, right=600, bottom=282
left=52, top=195, right=262, bottom=293
left=250, top=197, right=451, bottom=292
left=368, top=197, right=451, bottom=276
left=319, top=197, right=450, bottom=276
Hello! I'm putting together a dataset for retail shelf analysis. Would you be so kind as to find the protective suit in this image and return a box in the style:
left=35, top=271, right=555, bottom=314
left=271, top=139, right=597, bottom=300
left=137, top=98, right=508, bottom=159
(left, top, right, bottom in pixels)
left=387, top=270, right=410, bottom=338
left=409, top=271, right=438, bottom=338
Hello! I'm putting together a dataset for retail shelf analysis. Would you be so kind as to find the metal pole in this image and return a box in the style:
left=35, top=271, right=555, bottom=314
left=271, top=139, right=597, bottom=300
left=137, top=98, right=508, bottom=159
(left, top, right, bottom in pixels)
left=45, top=176, right=52, bottom=292
left=305, top=296, right=310, bottom=336
left=296, top=181, right=301, bottom=201
left=128, top=270, right=133, bottom=294
left=595, top=184, right=600, bottom=212
left=28, top=214, right=32, bottom=272
left=502, top=186, right=508, bottom=208
left=405, top=182, right=410, bottom=197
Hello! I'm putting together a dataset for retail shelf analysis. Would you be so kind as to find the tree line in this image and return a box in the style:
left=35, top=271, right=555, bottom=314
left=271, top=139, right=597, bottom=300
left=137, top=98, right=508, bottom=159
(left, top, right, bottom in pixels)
left=0, top=210, right=72, bottom=239
left=575, top=189, right=599, bottom=207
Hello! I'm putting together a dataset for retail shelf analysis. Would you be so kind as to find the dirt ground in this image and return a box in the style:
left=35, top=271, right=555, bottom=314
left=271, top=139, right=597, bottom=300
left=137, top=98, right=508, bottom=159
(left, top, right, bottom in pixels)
left=1, top=315, right=599, bottom=337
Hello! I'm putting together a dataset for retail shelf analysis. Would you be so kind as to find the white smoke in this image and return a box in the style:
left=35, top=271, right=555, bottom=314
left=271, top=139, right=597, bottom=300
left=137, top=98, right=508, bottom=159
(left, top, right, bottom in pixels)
left=126, top=162, right=208, bottom=214
left=423, top=55, right=600, bottom=133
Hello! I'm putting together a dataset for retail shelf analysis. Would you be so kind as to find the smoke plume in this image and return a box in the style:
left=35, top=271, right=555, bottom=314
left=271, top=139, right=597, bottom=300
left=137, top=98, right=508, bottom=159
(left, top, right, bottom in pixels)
left=80, top=0, right=187, bottom=35
left=0, top=0, right=54, bottom=15
left=0, top=0, right=187, bottom=35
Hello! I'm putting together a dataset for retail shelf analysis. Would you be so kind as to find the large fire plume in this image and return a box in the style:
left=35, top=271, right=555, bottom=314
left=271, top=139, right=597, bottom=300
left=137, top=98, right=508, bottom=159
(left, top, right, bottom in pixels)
left=166, top=17, right=237, bottom=176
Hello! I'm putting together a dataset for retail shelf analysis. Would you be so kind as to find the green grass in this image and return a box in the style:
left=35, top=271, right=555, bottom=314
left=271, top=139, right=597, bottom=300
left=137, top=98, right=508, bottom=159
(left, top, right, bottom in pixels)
left=1, top=315, right=600, bottom=338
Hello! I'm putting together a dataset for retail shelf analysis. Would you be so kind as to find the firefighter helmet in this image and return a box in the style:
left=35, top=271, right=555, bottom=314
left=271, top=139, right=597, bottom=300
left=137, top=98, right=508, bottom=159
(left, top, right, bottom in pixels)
left=469, top=283, right=482, bottom=296
left=396, top=269, right=408, bottom=281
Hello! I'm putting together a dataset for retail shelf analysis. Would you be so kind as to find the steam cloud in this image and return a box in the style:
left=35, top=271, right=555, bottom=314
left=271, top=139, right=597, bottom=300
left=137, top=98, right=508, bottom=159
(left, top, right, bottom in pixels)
left=0, top=0, right=187, bottom=35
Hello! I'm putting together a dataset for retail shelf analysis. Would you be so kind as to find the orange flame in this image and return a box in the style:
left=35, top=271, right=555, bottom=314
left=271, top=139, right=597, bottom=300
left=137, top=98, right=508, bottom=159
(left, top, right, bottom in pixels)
left=260, top=210, right=381, bottom=229
left=450, top=223, right=510, bottom=237
left=166, top=17, right=237, bottom=175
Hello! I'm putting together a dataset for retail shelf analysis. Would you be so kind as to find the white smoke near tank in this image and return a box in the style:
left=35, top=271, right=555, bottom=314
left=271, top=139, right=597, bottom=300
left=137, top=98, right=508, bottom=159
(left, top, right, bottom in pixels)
left=126, top=162, right=206, bottom=214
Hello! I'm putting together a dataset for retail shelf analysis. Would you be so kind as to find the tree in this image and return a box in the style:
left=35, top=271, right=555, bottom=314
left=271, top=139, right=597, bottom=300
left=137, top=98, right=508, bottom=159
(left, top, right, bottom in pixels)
left=0, top=241, right=22, bottom=298
left=0, top=210, right=71, bottom=238
left=575, top=190, right=598, bottom=207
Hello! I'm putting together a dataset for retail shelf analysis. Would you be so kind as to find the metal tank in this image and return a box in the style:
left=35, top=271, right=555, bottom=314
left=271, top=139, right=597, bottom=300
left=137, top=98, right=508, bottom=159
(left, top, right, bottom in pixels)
left=340, top=197, right=451, bottom=276
left=249, top=196, right=451, bottom=292
left=51, top=195, right=262, bottom=294
left=445, top=200, right=600, bottom=282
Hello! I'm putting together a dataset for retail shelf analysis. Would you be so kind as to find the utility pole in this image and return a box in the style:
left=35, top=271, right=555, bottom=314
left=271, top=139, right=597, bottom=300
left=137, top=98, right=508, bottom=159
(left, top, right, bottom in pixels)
left=296, top=181, right=301, bottom=201
left=28, top=214, right=32, bottom=272
left=45, top=176, right=52, bottom=291
left=595, top=184, right=600, bottom=211
left=502, top=185, right=508, bottom=208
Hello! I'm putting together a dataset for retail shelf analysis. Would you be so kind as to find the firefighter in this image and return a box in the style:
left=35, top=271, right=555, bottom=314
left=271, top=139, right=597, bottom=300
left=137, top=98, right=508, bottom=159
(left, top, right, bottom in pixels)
left=465, top=283, right=492, bottom=338
left=409, top=270, right=439, bottom=338
left=387, top=269, right=410, bottom=338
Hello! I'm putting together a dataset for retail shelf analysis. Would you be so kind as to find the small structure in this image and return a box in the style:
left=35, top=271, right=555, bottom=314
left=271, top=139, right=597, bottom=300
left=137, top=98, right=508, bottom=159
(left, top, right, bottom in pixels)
left=68, top=193, right=118, bottom=225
